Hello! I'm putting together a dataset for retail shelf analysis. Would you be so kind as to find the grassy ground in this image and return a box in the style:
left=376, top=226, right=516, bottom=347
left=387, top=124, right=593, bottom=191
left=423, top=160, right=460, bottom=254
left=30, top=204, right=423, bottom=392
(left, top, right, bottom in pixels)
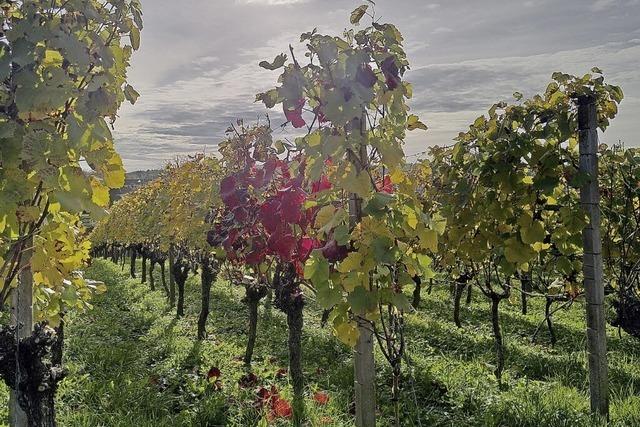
left=1, top=258, right=640, bottom=426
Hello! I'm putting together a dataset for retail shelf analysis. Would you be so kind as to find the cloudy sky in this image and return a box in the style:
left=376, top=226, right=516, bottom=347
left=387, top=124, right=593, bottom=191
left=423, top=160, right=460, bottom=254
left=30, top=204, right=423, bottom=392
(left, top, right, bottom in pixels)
left=114, top=0, right=640, bottom=171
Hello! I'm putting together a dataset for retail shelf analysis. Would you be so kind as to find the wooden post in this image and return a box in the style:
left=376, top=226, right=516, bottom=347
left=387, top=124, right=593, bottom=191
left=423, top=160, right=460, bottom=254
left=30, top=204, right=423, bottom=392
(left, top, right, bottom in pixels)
left=10, top=237, right=33, bottom=427
left=577, top=95, right=609, bottom=418
left=349, top=115, right=376, bottom=427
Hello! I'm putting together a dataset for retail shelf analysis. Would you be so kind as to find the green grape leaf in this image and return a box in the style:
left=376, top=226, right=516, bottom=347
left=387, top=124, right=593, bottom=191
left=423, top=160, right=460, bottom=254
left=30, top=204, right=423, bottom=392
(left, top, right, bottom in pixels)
left=130, top=26, right=141, bottom=50
left=259, top=53, right=287, bottom=70
left=124, top=85, right=140, bottom=105
left=350, top=5, right=369, bottom=25
left=347, top=286, right=377, bottom=315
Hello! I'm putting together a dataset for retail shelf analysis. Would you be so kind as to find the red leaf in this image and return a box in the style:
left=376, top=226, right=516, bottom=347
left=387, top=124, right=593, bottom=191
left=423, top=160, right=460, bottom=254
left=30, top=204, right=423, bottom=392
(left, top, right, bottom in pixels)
left=220, top=175, right=239, bottom=208
left=248, top=167, right=265, bottom=188
left=294, top=261, right=305, bottom=278
left=313, top=391, right=330, bottom=405
left=260, top=199, right=281, bottom=233
left=279, top=186, right=305, bottom=224
left=284, top=99, right=306, bottom=128
left=376, top=175, right=393, bottom=193
left=207, top=366, right=221, bottom=379
left=232, top=205, right=249, bottom=222
left=297, top=237, right=318, bottom=262
left=381, top=56, right=401, bottom=90
left=263, top=157, right=278, bottom=184
left=220, top=175, right=236, bottom=197
left=268, top=231, right=297, bottom=260
left=312, top=175, right=332, bottom=193
left=272, top=397, right=293, bottom=419
left=356, top=63, right=377, bottom=88
left=245, top=248, right=266, bottom=265
left=257, top=386, right=272, bottom=402
left=321, top=239, right=349, bottom=262
left=222, top=229, right=239, bottom=251
left=238, top=372, right=259, bottom=388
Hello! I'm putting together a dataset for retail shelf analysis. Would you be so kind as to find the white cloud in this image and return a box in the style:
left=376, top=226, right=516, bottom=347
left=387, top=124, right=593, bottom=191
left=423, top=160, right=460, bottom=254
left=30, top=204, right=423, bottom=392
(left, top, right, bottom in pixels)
left=590, top=0, right=617, bottom=11
left=238, top=0, right=308, bottom=5
left=404, top=39, right=640, bottom=156
left=114, top=0, right=640, bottom=170
left=431, top=27, right=453, bottom=34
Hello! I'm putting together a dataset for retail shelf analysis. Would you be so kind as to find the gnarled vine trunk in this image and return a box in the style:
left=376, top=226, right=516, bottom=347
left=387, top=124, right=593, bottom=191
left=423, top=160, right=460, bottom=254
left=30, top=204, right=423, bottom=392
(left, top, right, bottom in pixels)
left=453, top=274, right=470, bottom=328
left=243, top=283, right=267, bottom=366
left=274, top=263, right=305, bottom=426
left=1, top=324, right=65, bottom=427
left=612, top=293, right=640, bottom=338
left=412, top=275, right=421, bottom=309
left=545, top=297, right=557, bottom=346
left=520, top=272, right=531, bottom=315
left=149, top=260, right=156, bottom=291
left=197, top=260, right=218, bottom=340
left=172, top=259, right=189, bottom=318
left=129, top=247, right=137, bottom=279
left=453, top=282, right=465, bottom=328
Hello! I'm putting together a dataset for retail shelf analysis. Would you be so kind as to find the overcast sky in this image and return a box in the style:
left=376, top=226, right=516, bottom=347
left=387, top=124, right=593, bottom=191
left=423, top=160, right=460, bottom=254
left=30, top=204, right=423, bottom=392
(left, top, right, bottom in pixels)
left=113, top=0, right=640, bottom=171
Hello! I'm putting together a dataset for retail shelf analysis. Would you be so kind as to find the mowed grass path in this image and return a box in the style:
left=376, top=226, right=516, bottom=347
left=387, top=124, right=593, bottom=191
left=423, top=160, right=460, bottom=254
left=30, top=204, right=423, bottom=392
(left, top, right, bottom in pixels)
left=2, top=258, right=640, bottom=426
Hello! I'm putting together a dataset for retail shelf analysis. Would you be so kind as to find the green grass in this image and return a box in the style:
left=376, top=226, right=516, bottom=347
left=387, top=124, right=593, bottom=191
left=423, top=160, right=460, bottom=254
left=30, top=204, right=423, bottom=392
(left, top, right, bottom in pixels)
left=1, top=259, right=640, bottom=426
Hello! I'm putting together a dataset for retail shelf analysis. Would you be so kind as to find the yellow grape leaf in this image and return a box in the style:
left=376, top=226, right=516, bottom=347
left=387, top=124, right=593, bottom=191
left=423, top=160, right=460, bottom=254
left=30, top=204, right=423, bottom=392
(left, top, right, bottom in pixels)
left=337, top=252, right=362, bottom=274
left=418, top=227, right=438, bottom=252
left=532, top=241, right=552, bottom=252
left=377, top=141, right=404, bottom=167
left=334, top=321, right=359, bottom=347
left=103, top=166, right=125, bottom=188
left=521, top=175, right=534, bottom=185
left=504, top=238, right=536, bottom=265
left=307, top=131, right=322, bottom=147
left=407, top=114, right=428, bottom=131
left=343, top=169, right=371, bottom=197
left=342, top=271, right=362, bottom=292
left=314, top=205, right=336, bottom=229
left=44, top=49, right=63, bottom=67
left=90, top=178, right=110, bottom=207
left=431, top=213, right=447, bottom=235
left=390, top=168, right=405, bottom=184
left=403, top=206, right=418, bottom=229
left=521, top=220, right=545, bottom=244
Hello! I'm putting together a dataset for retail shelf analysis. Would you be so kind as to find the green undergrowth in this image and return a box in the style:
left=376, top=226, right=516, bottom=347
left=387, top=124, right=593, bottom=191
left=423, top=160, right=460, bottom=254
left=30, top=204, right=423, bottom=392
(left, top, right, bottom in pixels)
left=1, top=259, right=639, bottom=425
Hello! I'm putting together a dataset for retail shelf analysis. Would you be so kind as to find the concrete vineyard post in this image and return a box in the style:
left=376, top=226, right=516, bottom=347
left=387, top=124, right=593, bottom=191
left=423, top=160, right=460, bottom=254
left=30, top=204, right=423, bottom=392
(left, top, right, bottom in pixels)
left=10, top=237, right=34, bottom=427
left=350, top=115, right=376, bottom=427
left=578, top=95, right=609, bottom=418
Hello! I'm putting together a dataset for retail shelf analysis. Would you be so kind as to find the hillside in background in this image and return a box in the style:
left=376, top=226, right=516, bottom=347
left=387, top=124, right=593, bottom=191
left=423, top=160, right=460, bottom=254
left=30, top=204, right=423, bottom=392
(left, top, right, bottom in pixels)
left=80, top=170, right=163, bottom=231
left=110, top=169, right=163, bottom=203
